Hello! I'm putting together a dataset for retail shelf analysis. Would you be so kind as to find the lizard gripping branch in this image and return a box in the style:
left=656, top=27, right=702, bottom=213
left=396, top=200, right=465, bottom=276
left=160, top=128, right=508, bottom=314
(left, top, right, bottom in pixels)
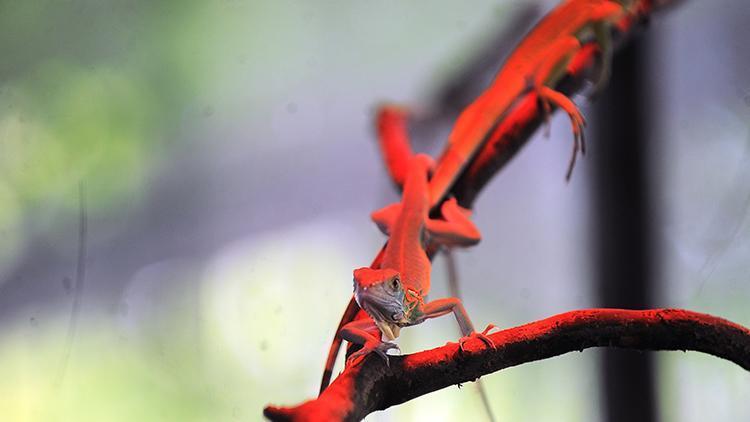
left=318, top=0, right=677, bottom=394
left=266, top=309, right=750, bottom=421
left=269, top=0, right=744, bottom=421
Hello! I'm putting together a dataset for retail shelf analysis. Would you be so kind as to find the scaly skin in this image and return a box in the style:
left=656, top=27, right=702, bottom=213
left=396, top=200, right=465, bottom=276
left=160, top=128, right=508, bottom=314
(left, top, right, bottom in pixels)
left=321, top=0, right=639, bottom=394
left=341, top=154, right=492, bottom=365
left=429, top=0, right=636, bottom=201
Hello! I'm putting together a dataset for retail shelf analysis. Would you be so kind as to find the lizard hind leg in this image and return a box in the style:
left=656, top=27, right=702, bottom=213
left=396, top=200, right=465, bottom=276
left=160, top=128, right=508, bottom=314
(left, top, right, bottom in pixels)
left=425, top=197, right=481, bottom=247
left=531, top=35, right=587, bottom=181
left=538, top=85, right=587, bottom=181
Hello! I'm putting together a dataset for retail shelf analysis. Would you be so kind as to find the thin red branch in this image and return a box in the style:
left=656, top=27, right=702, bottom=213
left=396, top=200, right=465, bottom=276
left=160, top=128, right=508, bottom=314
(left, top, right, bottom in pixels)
left=265, top=309, right=750, bottom=421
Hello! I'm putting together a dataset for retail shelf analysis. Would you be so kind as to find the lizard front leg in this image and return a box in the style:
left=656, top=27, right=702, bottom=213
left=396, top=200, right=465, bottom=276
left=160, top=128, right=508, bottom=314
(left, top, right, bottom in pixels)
left=420, top=297, right=496, bottom=350
left=340, top=318, right=401, bottom=366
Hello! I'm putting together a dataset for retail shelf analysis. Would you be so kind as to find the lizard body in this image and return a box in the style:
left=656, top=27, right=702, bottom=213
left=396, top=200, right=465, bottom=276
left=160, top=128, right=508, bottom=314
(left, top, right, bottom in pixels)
left=429, top=0, right=636, bottom=201
left=341, top=154, right=487, bottom=363
left=321, top=0, right=639, bottom=393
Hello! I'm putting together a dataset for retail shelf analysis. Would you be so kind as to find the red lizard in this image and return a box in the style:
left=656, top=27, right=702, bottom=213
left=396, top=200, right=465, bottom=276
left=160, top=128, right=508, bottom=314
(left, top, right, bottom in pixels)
left=320, top=0, right=639, bottom=393
left=341, top=152, right=493, bottom=364
left=318, top=107, right=493, bottom=393
left=428, top=0, right=637, bottom=203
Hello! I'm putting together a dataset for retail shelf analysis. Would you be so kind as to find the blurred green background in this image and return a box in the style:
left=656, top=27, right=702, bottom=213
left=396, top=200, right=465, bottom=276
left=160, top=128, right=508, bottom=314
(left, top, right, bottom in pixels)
left=0, top=1, right=748, bottom=421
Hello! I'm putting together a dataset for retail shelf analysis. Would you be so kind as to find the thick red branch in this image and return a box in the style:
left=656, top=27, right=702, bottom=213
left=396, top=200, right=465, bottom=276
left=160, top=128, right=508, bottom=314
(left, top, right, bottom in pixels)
left=265, top=309, right=750, bottom=421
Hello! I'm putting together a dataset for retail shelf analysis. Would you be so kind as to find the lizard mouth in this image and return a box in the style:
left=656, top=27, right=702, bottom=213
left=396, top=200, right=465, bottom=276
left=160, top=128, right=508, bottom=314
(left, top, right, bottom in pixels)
left=359, top=298, right=407, bottom=340
left=375, top=320, right=403, bottom=341
left=355, top=287, right=407, bottom=340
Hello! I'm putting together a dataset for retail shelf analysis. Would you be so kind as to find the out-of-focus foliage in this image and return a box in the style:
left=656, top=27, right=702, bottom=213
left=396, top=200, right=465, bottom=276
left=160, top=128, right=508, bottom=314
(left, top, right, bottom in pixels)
left=0, top=1, right=203, bottom=272
left=1, top=1, right=536, bottom=419
left=0, top=0, right=250, bottom=202
left=0, top=1, right=280, bottom=419
left=0, top=217, right=597, bottom=421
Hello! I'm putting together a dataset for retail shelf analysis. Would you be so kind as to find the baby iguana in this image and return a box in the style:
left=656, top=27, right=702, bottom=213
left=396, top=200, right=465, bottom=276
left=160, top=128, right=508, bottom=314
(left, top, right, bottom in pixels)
left=323, top=0, right=640, bottom=391
left=341, top=154, right=493, bottom=364
left=428, top=0, right=637, bottom=202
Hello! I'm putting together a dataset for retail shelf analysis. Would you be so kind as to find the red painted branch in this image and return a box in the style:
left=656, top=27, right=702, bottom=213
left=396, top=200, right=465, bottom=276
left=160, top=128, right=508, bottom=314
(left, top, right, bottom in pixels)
left=265, top=309, right=750, bottom=421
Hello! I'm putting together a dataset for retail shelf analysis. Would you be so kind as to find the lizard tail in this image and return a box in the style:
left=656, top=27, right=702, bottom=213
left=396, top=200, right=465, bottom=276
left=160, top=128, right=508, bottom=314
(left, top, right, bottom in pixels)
left=319, top=295, right=360, bottom=395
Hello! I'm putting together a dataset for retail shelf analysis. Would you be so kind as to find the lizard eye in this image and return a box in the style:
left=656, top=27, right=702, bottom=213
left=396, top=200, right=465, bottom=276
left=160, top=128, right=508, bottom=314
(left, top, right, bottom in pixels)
left=389, top=277, right=400, bottom=291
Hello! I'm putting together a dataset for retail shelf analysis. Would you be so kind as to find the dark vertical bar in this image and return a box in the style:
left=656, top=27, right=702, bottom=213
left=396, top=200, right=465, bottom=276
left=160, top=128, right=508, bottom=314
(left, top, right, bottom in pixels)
left=591, top=34, right=659, bottom=422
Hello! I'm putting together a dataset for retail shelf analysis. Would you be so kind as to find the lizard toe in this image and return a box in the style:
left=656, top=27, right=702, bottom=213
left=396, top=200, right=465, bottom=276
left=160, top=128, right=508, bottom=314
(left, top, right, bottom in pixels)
left=345, top=348, right=368, bottom=367
left=481, top=323, right=499, bottom=336
left=458, top=336, right=471, bottom=353
left=459, top=329, right=497, bottom=353
left=475, top=332, right=496, bottom=350
left=346, top=340, right=400, bottom=367
left=374, top=341, right=400, bottom=366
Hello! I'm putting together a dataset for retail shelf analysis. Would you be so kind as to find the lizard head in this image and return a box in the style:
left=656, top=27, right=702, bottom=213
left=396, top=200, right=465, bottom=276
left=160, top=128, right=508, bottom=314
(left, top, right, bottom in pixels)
left=352, top=267, right=409, bottom=340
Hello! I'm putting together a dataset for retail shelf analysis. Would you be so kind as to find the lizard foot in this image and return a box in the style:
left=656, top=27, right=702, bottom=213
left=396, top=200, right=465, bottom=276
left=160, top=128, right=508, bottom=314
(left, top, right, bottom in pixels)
left=459, top=325, right=497, bottom=353
left=346, top=340, right=400, bottom=367
left=536, top=85, right=586, bottom=181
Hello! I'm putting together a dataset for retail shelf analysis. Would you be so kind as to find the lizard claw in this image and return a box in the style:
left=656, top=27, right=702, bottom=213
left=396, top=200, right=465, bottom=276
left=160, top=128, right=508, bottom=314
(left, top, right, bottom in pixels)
left=459, top=325, right=497, bottom=353
left=540, top=97, right=553, bottom=138
left=346, top=341, right=400, bottom=367
left=480, top=323, right=499, bottom=336
left=478, top=324, right=498, bottom=349
left=533, top=85, right=587, bottom=181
